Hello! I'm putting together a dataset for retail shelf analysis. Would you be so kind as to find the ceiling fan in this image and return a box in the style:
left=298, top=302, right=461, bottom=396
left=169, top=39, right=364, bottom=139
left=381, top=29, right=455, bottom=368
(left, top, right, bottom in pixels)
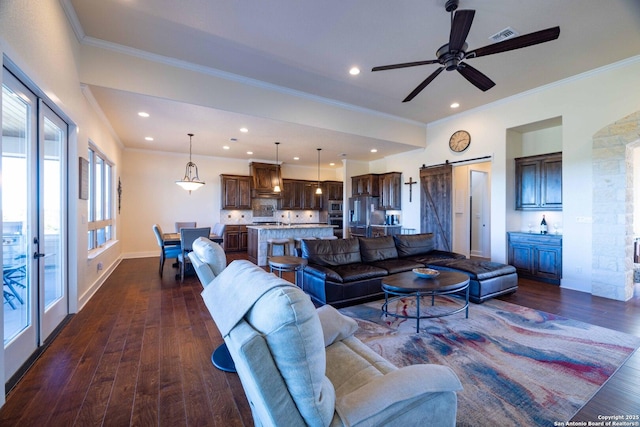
left=372, top=0, right=560, bottom=102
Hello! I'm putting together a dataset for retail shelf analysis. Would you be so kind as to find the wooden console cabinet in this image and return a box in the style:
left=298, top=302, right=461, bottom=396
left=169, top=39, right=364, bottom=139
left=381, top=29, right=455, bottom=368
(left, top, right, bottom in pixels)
left=507, top=232, right=562, bottom=284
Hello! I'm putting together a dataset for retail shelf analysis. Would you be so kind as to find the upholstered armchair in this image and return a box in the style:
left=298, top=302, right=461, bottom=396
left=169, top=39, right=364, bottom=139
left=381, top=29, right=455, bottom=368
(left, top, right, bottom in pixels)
left=201, top=260, right=462, bottom=427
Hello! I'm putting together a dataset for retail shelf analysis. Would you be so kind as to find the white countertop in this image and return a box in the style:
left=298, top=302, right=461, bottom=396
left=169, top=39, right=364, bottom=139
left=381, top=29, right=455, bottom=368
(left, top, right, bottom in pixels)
left=246, top=224, right=335, bottom=230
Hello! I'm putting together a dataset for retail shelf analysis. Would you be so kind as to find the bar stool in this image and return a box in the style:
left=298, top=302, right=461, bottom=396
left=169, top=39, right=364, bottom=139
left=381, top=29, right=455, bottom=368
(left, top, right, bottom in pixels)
left=268, top=256, right=308, bottom=288
left=294, top=236, right=316, bottom=256
left=267, top=238, right=292, bottom=257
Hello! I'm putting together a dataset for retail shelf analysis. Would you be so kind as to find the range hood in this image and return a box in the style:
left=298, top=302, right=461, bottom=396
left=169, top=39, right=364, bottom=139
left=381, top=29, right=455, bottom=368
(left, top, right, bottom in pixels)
left=250, top=162, right=282, bottom=198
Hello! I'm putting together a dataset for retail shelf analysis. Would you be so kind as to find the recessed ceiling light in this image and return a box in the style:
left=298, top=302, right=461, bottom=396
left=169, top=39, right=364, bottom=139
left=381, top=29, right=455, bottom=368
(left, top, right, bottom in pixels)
left=349, top=67, right=361, bottom=76
left=223, top=145, right=230, bottom=150
left=450, top=102, right=460, bottom=109
left=293, top=156, right=300, bottom=160
left=240, top=127, right=248, bottom=133
left=329, top=162, right=335, bottom=166
left=144, top=136, right=154, bottom=141
left=247, top=151, right=253, bottom=155
left=370, top=148, right=378, bottom=153
left=138, top=112, right=149, bottom=117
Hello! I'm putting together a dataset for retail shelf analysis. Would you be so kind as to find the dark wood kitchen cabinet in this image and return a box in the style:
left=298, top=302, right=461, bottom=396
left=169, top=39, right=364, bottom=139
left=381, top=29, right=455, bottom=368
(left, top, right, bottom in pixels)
left=507, top=232, right=562, bottom=284
left=515, top=152, right=562, bottom=210
left=224, top=225, right=248, bottom=252
left=220, top=174, right=251, bottom=209
left=250, top=162, right=282, bottom=197
left=351, top=174, right=380, bottom=196
left=324, top=181, right=343, bottom=200
left=278, top=179, right=321, bottom=210
left=379, top=172, right=402, bottom=210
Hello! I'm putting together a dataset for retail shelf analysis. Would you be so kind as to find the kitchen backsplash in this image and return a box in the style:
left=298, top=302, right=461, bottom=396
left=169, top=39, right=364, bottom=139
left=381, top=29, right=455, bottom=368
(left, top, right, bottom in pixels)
left=221, top=209, right=321, bottom=224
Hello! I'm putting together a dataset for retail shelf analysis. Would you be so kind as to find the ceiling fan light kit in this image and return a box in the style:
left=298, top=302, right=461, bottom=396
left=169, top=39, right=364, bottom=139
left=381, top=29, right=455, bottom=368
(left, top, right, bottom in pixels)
left=372, top=0, right=560, bottom=102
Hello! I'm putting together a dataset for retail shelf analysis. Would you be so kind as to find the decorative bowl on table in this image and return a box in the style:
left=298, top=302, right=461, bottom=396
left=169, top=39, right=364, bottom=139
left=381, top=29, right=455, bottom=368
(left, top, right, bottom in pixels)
left=412, top=268, right=440, bottom=279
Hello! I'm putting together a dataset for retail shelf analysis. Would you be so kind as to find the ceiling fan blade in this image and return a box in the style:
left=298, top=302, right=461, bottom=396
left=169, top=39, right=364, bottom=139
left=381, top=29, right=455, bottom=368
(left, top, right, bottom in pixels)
left=372, top=59, right=439, bottom=72
left=449, top=9, right=475, bottom=52
left=402, top=67, right=445, bottom=102
left=457, top=63, right=495, bottom=91
left=467, top=26, right=560, bottom=59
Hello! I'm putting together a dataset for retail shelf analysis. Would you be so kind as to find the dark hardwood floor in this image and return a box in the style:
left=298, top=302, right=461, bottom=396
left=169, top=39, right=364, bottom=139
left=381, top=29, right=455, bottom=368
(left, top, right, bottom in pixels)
left=1, top=253, right=639, bottom=425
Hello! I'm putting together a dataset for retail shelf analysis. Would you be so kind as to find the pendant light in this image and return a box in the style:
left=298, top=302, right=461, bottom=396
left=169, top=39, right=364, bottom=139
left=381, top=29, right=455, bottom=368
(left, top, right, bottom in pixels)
left=175, top=133, right=205, bottom=193
left=315, top=148, right=323, bottom=195
left=274, top=142, right=281, bottom=193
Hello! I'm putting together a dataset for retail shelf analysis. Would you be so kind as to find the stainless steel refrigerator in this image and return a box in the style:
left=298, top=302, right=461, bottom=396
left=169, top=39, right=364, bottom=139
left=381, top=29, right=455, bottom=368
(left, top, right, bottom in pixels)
left=348, top=196, right=383, bottom=237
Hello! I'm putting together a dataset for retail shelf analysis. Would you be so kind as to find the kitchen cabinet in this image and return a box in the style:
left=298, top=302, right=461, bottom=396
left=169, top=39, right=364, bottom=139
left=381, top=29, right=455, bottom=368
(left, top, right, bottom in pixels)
left=250, top=162, right=282, bottom=197
left=371, top=225, right=402, bottom=237
left=223, top=225, right=248, bottom=252
left=379, top=172, right=402, bottom=210
left=507, top=232, right=562, bottom=284
left=324, top=181, right=343, bottom=201
left=278, top=179, right=321, bottom=210
left=351, top=174, right=380, bottom=196
left=220, top=174, right=251, bottom=209
left=515, top=152, right=562, bottom=210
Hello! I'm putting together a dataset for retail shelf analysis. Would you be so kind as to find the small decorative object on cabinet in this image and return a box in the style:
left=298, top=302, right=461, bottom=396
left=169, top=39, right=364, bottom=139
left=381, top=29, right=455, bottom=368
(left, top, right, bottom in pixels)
left=507, top=232, right=562, bottom=284
left=515, top=152, right=562, bottom=210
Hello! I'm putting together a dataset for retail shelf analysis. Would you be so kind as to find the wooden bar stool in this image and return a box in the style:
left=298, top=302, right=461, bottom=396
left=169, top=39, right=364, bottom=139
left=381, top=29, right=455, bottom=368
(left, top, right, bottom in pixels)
left=268, top=256, right=308, bottom=287
left=294, top=237, right=316, bottom=256
left=267, top=238, right=292, bottom=257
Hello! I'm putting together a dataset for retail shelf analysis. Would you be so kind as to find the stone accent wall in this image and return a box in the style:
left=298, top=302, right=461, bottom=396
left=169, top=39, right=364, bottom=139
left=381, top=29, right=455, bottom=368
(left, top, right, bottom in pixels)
left=592, top=111, right=640, bottom=301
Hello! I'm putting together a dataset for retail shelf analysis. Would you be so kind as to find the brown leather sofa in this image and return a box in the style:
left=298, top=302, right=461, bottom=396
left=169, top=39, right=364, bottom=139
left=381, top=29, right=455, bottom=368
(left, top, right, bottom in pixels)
left=299, top=233, right=517, bottom=307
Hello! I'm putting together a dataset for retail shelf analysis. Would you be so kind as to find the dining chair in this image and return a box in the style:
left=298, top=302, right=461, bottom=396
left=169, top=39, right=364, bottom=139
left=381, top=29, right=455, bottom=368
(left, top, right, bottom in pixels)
left=175, top=221, right=197, bottom=232
left=210, top=223, right=226, bottom=244
left=152, top=224, right=182, bottom=278
left=178, top=226, right=211, bottom=282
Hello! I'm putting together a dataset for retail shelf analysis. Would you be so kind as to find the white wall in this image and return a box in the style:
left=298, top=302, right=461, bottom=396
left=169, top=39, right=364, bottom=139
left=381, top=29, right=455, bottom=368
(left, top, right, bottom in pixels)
left=0, top=0, right=124, bottom=398
left=120, top=149, right=339, bottom=257
left=380, top=57, right=640, bottom=294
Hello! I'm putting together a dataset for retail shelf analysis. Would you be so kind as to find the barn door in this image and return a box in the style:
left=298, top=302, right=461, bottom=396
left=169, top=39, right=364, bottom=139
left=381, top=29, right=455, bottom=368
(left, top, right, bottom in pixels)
left=420, top=164, right=452, bottom=251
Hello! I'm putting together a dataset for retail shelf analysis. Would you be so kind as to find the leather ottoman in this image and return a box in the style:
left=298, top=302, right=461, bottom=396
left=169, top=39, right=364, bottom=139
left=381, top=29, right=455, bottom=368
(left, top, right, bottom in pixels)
left=427, top=258, right=518, bottom=303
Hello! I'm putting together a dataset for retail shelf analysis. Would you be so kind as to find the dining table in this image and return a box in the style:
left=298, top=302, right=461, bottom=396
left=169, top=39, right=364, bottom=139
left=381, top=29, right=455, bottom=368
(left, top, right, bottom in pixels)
left=163, top=232, right=223, bottom=245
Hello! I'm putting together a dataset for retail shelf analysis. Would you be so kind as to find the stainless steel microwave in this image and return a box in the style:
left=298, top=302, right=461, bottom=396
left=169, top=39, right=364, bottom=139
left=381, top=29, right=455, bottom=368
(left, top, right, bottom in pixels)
left=328, top=200, right=343, bottom=214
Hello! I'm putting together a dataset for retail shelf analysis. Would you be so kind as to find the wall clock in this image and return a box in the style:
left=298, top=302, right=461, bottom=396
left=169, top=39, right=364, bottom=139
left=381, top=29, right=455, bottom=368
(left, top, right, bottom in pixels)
left=449, top=130, right=471, bottom=152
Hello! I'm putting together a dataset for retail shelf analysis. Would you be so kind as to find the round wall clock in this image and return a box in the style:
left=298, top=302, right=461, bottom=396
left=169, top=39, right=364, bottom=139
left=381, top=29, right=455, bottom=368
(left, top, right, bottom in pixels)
left=449, top=130, right=471, bottom=152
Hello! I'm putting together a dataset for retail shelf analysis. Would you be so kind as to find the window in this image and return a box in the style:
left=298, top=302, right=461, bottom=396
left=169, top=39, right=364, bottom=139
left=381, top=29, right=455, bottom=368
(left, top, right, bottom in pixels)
left=88, top=144, right=114, bottom=251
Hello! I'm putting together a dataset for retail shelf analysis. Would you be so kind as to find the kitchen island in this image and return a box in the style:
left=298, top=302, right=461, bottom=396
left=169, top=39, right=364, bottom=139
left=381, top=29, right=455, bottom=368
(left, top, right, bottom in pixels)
left=247, top=224, right=335, bottom=266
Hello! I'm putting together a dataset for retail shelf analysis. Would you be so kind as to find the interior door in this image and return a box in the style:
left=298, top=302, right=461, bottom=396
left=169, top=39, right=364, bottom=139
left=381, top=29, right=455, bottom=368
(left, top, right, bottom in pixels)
left=2, top=67, right=68, bottom=381
left=420, top=164, right=453, bottom=251
left=470, top=170, right=491, bottom=258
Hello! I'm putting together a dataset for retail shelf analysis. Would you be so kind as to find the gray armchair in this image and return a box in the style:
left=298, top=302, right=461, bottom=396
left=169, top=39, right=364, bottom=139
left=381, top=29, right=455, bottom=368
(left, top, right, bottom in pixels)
left=201, top=260, right=462, bottom=427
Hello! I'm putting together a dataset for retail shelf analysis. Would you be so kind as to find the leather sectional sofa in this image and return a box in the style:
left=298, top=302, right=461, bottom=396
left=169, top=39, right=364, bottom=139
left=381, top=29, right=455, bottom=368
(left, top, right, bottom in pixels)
left=298, top=233, right=517, bottom=307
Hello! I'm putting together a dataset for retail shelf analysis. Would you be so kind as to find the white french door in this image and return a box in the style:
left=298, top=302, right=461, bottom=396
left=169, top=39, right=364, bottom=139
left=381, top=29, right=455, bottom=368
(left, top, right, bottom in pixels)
left=2, top=67, right=68, bottom=381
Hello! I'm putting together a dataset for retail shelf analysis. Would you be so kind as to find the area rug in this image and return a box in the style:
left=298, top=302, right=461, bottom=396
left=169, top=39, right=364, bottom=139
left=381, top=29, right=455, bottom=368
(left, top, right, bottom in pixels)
left=339, top=297, right=640, bottom=426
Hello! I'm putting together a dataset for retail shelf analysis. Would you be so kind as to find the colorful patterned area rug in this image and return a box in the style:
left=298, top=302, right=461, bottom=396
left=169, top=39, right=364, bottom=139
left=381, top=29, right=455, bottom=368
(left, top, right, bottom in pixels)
left=339, top=297, right=640, bottom=426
